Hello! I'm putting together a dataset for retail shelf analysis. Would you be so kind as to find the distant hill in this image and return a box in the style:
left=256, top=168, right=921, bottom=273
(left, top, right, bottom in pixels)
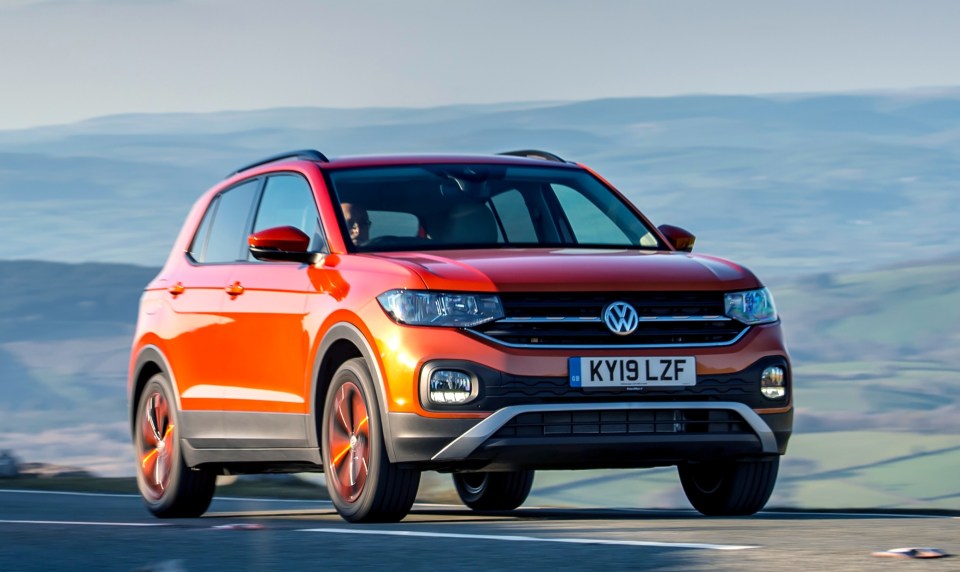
left=0, top=260, right=156, bottom=475
left=0, top=260, right=157, bottom=342
left=774, top=257, right=960, bottom=434
left=2, top=91, right=960, bottom=276
left=0, top=257, right=956, bottom=482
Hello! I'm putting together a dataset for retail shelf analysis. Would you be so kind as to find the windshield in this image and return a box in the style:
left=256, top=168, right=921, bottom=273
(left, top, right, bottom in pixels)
left=326, top=164, right=662, bottom=252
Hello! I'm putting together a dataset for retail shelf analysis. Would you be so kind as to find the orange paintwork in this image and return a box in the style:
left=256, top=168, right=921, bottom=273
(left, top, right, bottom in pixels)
left=129, top=154, right=792, bottom=430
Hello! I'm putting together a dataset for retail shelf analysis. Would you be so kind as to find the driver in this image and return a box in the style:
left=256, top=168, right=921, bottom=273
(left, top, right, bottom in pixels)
left=341, top=203, right=371, bottom=246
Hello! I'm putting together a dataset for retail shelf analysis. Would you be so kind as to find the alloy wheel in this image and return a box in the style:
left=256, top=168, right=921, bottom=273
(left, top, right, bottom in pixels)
left=326, top=381, right=370, bottom=503
left=138, top=391, right=175, bottom=501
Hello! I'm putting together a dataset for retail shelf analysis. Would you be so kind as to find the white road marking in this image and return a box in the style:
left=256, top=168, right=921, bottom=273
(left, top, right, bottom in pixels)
left=411, top=501, right=467, bottom=508
left=0, top=519, right=168, bottom=527
left=2, top=490, right=952, bottom=521
left=0, top=489, right=330, bottom=503
left=612, top=506, right=951, bottom=520
left=0, top=489, right=141, bottom=499
left=298, top=527, right=758, bottom=551
left=759, top=510, right=946, bottom=520
left=211, top=496, right=331, bottom=504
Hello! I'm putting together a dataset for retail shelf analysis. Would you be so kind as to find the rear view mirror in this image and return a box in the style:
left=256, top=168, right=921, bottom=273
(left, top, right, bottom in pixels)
left=658, top=224, right=696, bottom=252
left=248, top=226, right=319, bottom=263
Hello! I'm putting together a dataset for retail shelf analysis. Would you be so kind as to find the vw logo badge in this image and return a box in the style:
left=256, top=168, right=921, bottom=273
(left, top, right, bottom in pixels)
left=603, top=301, right=639, bottom=335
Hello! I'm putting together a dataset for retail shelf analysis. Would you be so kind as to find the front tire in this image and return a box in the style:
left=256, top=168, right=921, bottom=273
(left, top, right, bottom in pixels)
left=134, top=374, right=216, bottom=518
left=678, top=457, right=779, bottom=516
left=453, top=470, right=534, bottom=511
left=322, top=358, right=420, bottom=522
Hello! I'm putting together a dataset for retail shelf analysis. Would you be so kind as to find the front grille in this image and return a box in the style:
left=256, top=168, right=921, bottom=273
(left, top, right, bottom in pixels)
left=485, top=373, right=756, bottom=401
left=492, top=409, right=750, bottom=438
left=469, top=292, right=747, bottom=347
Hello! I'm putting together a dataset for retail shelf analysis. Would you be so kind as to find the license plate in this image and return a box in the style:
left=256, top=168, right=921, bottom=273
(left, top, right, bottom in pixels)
left=570, top=356, right=696, bottom=388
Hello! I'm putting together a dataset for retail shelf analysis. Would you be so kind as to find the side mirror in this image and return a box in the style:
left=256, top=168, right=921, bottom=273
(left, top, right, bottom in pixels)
left=658, top=224, right=696, bottom=253
left=248, top=226, right=318, bottom=263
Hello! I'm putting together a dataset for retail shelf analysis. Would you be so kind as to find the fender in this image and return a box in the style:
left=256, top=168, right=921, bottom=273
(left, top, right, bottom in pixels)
left=310, top=322, right=400, bottom=463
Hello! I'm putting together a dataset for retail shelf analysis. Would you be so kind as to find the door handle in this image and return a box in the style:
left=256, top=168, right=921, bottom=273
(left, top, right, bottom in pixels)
left=168, top=282, right=185, bottom=296
left=225, top=281, right=245, bottom=296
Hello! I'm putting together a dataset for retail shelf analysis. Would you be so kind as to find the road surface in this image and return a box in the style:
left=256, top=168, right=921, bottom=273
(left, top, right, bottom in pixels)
left=0, top=490, right=956, bottom=571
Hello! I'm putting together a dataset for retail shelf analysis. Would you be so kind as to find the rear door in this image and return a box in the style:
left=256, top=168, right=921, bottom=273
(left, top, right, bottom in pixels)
left=168, top=179, right=260, bottom=442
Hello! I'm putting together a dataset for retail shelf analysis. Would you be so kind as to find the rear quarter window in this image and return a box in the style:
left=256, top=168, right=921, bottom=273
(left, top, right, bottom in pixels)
left=188, top=197, right=217, bottom=262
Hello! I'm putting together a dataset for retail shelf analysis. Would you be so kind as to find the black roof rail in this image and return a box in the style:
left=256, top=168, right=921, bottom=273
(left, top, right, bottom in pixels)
left=230, top=149, right=329, bottom=176
left=497, top=149, right=567, bottom=163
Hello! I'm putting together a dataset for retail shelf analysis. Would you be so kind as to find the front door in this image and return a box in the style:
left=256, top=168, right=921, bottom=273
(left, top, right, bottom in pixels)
left=216, top=173, right=326, bottom=448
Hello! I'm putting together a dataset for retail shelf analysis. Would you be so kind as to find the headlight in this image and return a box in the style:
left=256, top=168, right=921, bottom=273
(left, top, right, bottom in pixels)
left=377, top=290, right=504, bottom=327
left=724, top=287, right=777, bottom=325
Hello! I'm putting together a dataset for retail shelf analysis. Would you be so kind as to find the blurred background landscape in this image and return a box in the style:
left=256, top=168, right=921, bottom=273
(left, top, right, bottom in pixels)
left=1, top=90, right=958, bottom=510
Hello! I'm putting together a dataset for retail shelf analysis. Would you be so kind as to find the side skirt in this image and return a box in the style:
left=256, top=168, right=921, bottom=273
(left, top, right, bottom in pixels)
left=180, top=411, right=322, bottom=468
left=181, top=441, right=323, bottom=468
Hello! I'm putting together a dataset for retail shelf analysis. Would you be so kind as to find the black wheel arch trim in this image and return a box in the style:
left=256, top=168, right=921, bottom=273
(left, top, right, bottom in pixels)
left=311, top=322, right=399, bottom=463
left=130, top=345, right=183, bottom=432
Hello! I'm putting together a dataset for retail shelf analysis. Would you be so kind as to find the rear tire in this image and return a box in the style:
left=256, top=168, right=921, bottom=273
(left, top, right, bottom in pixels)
left=453, top=470, right=534, bottom=511
left=322, top=358, right=420, bottom=522
left=678, top=457, right=779, bottom=516
left=134, top=374, right=216, bottom=518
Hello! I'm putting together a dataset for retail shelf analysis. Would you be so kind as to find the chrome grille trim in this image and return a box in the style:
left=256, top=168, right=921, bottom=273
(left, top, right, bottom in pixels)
left=498, top=315, right=731, bottom=324
left=499, top=317, right=602, bottom=323
left=465, top=326, right=750, bottom=349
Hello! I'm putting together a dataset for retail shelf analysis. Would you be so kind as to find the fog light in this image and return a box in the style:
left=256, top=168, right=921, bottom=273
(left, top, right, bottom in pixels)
left=429, top=370, right=473, bottom=404
left=761, top=366, right=786, bottom=399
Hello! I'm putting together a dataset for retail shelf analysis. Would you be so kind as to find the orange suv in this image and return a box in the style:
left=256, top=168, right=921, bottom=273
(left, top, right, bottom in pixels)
left=129, top=149, right=791, bottom=522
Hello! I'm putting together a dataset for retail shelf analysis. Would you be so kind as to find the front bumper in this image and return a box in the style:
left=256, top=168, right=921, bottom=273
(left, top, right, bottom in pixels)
left=389, top=404, right=792, bottom=470
left=383, top=328, right=792, bottom=470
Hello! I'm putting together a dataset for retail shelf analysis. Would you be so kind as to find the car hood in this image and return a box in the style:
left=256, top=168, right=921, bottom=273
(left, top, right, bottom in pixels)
left=376, top=249, right=761, bottom=292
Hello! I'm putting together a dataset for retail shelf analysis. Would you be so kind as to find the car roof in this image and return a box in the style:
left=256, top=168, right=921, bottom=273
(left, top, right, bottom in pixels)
left=320, top=153, right=580, bottom=170
left=227, top=149, right=581, bottom=179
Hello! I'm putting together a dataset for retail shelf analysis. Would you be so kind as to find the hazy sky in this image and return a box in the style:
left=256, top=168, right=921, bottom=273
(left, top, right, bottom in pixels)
left=2, top=0, right=960, bottom=130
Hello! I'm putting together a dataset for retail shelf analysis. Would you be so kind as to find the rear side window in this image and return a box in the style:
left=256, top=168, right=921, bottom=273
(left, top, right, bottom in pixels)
left=490, top=189, right=536, bottom=242
left=201, top=180, right=259, bottom=263
left=253, top=174, right=325, bottom=253
left=368, top=210, right=419, bottom=239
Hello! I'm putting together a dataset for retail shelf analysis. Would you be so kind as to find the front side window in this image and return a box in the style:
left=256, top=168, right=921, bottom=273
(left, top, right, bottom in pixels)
left=552, top=184, right=631, bottom=244
left=252, top=174, right=325, bottom=254
left=326, top=164, right=661, bottom=252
